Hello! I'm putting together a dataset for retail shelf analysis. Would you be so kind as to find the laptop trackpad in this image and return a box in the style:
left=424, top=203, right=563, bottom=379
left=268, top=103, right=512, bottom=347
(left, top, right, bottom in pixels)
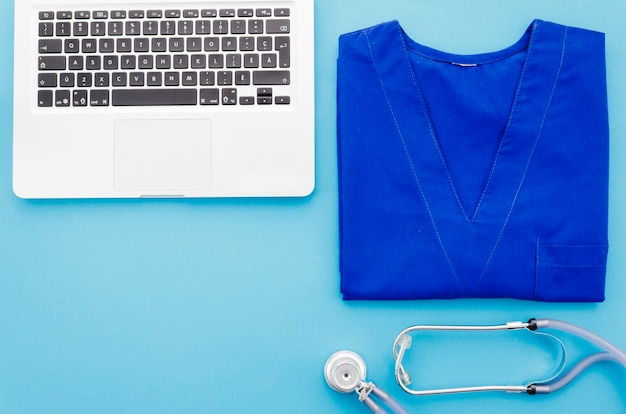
left=114, top=119, right=212, bottom=192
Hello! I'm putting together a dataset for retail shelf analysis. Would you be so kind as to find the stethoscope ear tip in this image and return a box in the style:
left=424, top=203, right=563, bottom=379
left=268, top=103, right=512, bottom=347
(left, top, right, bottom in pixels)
left=324, top=350, right=367, bottom=393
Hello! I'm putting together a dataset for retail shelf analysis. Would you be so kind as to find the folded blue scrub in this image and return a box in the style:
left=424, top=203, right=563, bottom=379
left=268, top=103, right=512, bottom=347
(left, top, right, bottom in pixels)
left=337, top=20, right=609, bottom=301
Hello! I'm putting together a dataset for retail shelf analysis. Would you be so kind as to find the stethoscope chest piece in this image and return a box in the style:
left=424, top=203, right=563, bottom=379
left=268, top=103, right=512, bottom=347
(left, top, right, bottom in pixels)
left=324, top=350, right=367, bottom=393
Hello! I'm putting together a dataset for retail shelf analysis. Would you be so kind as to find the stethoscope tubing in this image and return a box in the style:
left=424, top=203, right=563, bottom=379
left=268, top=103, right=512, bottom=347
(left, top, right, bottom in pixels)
left=392, top=318, right=626, bottom=396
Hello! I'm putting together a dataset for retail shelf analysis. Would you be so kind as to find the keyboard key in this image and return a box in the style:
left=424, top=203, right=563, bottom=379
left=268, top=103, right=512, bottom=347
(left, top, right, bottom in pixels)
left=204, top=37, right=219, bottom=51
left=129, top=10, right=144, bottom=18
left=248, top=19, right=263, bottom=34
left=200, top=89, right=219, bottom=105
left=38, top=90, right=53, bottom=107
left=275, top=36, right=290, bottom=67
left=75, top=11, right=91, bottom=19
left=220, top=9, right=236, bottom=17
left=39, top=11, right=54, bottom=20
left=112, top=72, right=128, bottom=87
left=68, top=56, right=83, bottom=70
left=160, top=20, right=176, bottom=35
left=173, top=55, right=189, bottom=69
left=112, top=89, right=197, bottom=106
left=90, top=90, right=109, bottom=106
left=240, top=37, right=255, bottom=51
left=256, top=8, right=272, bottom=17
left=108, top=21, right=124, bottom=36
left=156, top=55, right=171, bottom=69
left=201, top=9, right=218, bottom=18
left=56, top=22, right=72, bottom=36
left=214, top=20, right=229, bottom=35
left=85, top=56, right=101, bottom=70
left=125, top=21, right=141, bottom=35
left=59, top=73, right=74, bottom=87
left=38, top=73, right=57, bottom=87
left=129, top=72, right=144, bottom=86
left=93, top=11, right=108, bottom=19
left=235, top=71, right=251, bottom=85
left=182, top=72, right=198, bottom=86
left=143, top=21, right=158, bottom=35
left=231, top=20, right=246, bottom=34
left=99, top=38, right=115, bottom=53
left=55, top=90, right=71, bottom=107
left=39, top=39, right=62, bottom=53
left=191, top=54, right=207, bottom=68
left=164, top=72, right=179, bottom=86
left=56, top=11, right=72, bottom=20
left=91, top=21, right=106, bottom=36
left=73, top=90, right=88, bottom=106
left=121, top=56, right=136, bottom=69
left=179, top=20, right=194, bottom=35
left=152, top=38, right=167, bottom=52
left=199, top=71, right=215, bottom=85
left=117, top=38, right=132, bottom=52
left=138, top=55, right=153, bottom=69
left=253, top=70, right=290, bottom=85
left=266, top=19, right=290, bottom=34
left=196, top=20, right=211, bottom=35
left=103, top=56, right=119, bottom=70
left=147, top=72, right=162, bottom=86
left=169, top=38, right=185, bottom=52
left=257, top=37, right=272, bottom=51
left=134, top=38, right=150, bottom=52
left=226, top=54, right=242, bottom=68
left=73, top=21, right=89, bottom=36
left=77, top=73, right=92, bottom=87
left=38, top=56, right=66, bottom=70
left=275, top=8, right=290, bottom=17
left=222, top=88, right=237, bottom=105
left=217, top=71, right=233, bottom=85
left=275, top=96, right=291, bottom=104
left=261, top=53, right=277, bottom=68
left=39, top=22, right=53, bottom=37
left=82, top=39, right=97, bottom=53
left=95, top=73, right=110, bottom=87
left=147, top=10, right=163, bottom=18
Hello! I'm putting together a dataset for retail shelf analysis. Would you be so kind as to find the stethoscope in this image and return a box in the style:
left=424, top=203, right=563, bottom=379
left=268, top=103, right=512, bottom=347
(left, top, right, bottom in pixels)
left=325, top=318, right=626, bottom=413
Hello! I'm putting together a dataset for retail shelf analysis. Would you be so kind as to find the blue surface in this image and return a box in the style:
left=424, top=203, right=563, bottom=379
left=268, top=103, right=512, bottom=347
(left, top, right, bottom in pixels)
left=1, top=1, right=626, bottom=413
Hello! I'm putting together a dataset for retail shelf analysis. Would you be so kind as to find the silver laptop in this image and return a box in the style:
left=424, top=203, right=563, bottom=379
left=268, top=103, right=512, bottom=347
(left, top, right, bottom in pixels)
left=13, top=0, right=315, bottom=198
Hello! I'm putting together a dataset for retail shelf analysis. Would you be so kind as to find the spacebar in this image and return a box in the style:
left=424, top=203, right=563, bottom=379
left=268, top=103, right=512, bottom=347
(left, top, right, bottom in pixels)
left=112, top=89, right=197, bottom=106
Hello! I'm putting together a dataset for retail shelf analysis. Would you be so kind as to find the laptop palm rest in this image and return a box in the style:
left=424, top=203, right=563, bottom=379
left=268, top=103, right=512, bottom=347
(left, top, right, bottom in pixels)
left=114, top=119, right=212, bottom=193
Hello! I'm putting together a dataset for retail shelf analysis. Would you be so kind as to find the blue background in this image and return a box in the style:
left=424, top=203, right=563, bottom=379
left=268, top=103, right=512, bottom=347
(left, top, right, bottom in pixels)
left=1, top=1, right=626, bottom=413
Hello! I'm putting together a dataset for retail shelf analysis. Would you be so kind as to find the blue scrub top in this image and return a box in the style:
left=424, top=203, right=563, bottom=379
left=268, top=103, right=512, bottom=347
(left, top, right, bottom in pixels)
left=337, top=20, right=609, bottom=301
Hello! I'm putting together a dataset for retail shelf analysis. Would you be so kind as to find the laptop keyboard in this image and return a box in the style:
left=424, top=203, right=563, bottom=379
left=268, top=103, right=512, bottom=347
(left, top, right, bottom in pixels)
left=36, top=6, right=293, bottom=107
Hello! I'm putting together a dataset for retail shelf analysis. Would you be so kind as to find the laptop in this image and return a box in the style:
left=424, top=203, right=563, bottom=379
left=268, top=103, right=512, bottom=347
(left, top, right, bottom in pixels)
left=13, top=0, right=315, bottom=198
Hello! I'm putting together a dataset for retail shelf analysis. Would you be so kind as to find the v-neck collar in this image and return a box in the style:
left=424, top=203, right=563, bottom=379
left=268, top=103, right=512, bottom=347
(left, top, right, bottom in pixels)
left=363, top=19, right=568, bottom=294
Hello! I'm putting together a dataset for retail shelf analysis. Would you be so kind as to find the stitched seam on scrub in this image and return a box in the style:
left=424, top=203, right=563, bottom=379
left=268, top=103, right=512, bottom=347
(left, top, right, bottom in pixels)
left=472, top=22, right=537, bottom=222
left=409, top=52, right=470, bottom=221
left=364, top=28, right=463, bottom=293
left=475, top=26, right=569, bottom=296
